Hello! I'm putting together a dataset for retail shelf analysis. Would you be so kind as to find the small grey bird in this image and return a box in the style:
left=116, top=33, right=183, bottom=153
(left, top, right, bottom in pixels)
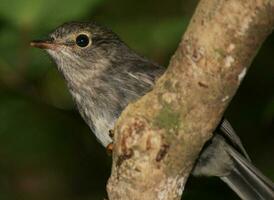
left=31, top=22, right=274, bottom=200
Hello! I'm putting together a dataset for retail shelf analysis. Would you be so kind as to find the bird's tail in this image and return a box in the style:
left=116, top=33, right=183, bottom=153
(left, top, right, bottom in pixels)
left=221, top=145, right=274, bottom=200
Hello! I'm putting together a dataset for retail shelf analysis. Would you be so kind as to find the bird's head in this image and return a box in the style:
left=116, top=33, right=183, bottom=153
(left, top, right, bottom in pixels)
left=31, top=22, right=127, bottom=75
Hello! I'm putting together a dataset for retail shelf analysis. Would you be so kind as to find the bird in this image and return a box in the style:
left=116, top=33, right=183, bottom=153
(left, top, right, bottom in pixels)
left=30, top=21, right=274, bottom=200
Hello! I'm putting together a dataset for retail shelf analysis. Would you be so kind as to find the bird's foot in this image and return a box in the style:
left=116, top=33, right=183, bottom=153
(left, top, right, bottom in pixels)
left=109, top=129, right=114, bottom=138
left=106, top=142, right=113, bottom=156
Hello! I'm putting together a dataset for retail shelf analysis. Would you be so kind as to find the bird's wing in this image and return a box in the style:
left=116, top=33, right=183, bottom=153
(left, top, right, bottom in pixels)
left=219, top=118, right=251, bottom=161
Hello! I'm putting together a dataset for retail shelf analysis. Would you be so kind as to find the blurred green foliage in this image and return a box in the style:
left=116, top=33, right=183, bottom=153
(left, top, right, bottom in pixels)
left=0, top=0, right=273, bottom=199
left=0, top=0, right=102, bottom=27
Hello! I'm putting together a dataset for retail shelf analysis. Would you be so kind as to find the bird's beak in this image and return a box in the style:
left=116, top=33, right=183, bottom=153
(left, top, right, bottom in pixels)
left=30, top=39, right=57, bottom=50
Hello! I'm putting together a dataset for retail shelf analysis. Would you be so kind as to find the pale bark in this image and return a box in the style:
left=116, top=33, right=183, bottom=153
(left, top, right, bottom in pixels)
left=107, top=1, right=274, bottom=200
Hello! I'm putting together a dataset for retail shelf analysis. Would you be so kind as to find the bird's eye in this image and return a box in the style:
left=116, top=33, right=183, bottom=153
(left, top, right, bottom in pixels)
left=76, top=34, right=90, bottom=47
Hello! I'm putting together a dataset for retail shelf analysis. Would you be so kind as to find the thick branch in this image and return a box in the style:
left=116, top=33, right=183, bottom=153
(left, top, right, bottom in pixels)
left=107, top=1, right=274, bottom=200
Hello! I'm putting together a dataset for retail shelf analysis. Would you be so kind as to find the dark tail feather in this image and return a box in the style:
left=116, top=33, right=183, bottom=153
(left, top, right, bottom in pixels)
left=221, top=146, right=274, bottom=200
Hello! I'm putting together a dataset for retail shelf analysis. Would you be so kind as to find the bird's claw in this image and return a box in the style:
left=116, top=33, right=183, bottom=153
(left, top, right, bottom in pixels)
left=106, top=142, right=113, bottom=155
left=109, top=129, right=114, bottom=138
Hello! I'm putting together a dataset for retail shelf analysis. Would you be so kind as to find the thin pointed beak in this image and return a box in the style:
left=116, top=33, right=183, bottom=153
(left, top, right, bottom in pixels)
left=30, top=39, right=57, bottom=50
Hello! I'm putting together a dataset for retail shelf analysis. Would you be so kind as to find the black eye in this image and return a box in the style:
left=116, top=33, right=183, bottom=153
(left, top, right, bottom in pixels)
left=76, top=34, right=90, bottom=47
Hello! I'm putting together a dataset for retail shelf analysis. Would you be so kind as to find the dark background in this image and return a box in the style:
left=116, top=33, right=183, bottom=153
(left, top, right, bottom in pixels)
left=0, top=0, right=273, bottom=199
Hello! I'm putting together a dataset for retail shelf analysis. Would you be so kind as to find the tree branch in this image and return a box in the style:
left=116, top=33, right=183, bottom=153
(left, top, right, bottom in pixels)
left=107, top=1, right=274, bottom=199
